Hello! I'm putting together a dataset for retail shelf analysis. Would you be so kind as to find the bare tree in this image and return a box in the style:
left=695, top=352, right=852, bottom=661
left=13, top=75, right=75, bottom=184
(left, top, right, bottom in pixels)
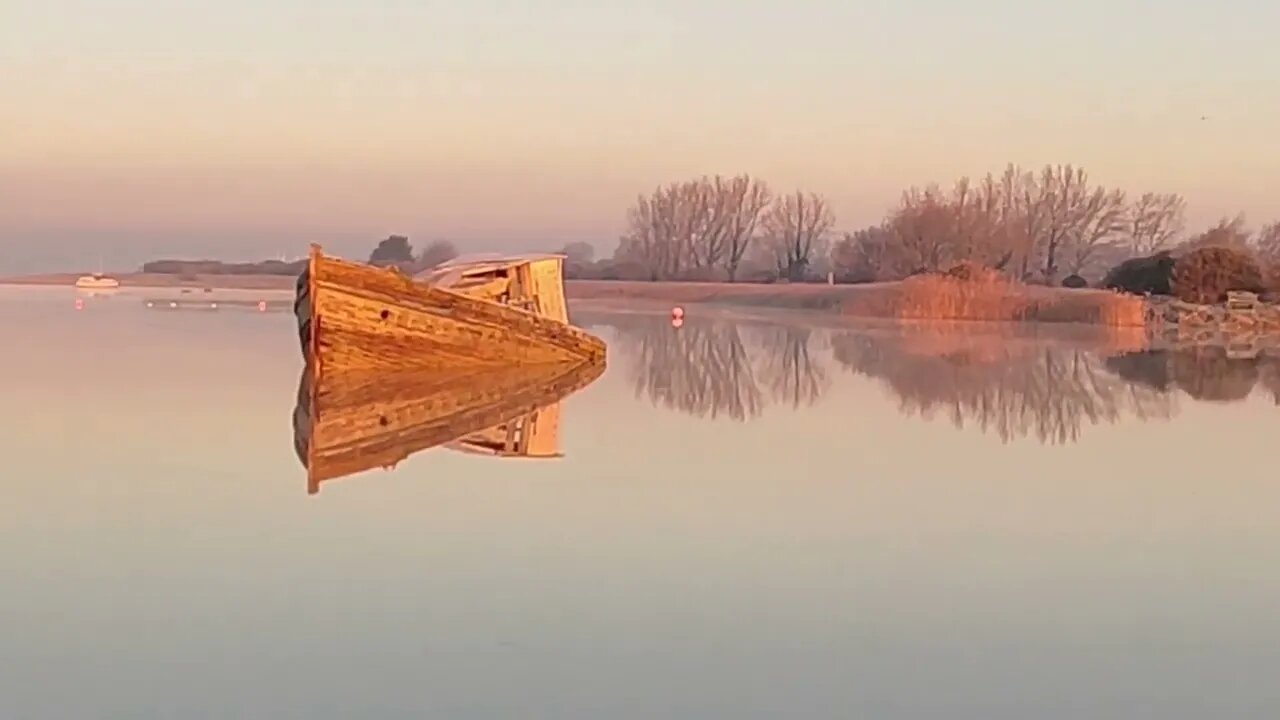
left=1252, top=221, right=1280, bottom=262
left=831, top=225, right=893, bottom=282
left=1125, top=192, right=1186, bottom=256
left=719, top=174, right=772, bottom=282
left=875, top=169, right=1031, bottom=279
left=676, top=180, right=720, bottom=274
left=616, top=184, right=685, bottom=280
left=1181, top=214, right=1252, bottom=252
left=760, top=191, right=835, bottom=281
left=883, top=185, right=956, bottom=275
left=617, top=175, right=773, bottom=281
left=1034, top=164, right=1089, bottom=283
left=1063, top=187, right=1128, bottom=276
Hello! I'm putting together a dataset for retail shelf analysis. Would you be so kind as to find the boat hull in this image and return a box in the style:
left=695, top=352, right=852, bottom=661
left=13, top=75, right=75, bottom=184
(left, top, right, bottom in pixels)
left=296, top=245, right=604, bottom=374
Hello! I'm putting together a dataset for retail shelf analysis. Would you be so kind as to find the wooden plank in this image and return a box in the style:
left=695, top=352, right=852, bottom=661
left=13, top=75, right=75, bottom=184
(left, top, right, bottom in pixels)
left=527, top=257, right=568, bottom=323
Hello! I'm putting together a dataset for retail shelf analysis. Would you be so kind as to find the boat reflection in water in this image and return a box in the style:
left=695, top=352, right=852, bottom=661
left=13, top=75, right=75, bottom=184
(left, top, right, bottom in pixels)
left=292, top=359, right=604, bottom=495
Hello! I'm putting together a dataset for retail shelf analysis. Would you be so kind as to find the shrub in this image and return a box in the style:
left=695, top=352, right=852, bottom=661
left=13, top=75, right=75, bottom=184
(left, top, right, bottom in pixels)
left=1102, top=251, right=1175, bottom=295
left=1171, top=246, right=1265, bottom=304
left=1061, top=274, right=1088, bottom=289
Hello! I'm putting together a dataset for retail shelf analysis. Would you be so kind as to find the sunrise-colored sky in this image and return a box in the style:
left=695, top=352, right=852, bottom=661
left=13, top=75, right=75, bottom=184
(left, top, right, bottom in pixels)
left=3, top=0, right=1278, bottom=272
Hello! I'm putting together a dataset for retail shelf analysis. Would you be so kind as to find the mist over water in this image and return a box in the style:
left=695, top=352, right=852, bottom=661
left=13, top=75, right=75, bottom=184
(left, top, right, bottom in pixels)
left=3, top=287, right=1278, bottom=719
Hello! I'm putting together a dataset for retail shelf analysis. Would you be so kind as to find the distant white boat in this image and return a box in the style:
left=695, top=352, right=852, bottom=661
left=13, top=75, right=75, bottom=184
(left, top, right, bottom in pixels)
left=75, top=273, right=121, bottom=289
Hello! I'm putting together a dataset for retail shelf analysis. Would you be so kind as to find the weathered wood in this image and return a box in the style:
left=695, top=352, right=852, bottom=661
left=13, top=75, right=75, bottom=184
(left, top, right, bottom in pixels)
left=292, top=358, right=604, bottom=494
left=446, top=401, right=563, bottom=458
left=298, top=245, right=604, bottom=375
left=1226, top=291, right=1259, bottom=312
left=413, top=253, right=568, bottom=321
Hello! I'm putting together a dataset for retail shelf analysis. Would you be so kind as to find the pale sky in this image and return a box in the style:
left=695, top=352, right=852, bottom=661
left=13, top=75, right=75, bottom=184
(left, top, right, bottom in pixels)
left=3, top=0, right=1278, bottom=273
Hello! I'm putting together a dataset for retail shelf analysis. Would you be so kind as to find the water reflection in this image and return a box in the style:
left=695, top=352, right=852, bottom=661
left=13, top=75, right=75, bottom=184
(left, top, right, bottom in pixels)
left=614, top=314, right=765, bottom=420
left=589, top=311, right=1278, bottom=442
left=752, top=325, right=830, bottom=409
left=292, top=359, right=603, bottom=494
left=832, top=328, right=1176, bottom=444
left=1107, top=346, right=1280, bottom=404
left=601, top=314, right=833, bottom=419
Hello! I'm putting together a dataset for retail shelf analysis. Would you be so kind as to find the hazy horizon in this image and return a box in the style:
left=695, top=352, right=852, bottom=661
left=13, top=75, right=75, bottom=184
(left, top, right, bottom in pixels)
left=4, top=0, right=1278, bottom=274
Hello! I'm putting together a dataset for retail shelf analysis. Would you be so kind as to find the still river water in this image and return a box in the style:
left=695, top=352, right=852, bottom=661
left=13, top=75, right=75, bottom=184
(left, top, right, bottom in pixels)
left=2, top=286, right=1278, bottom=719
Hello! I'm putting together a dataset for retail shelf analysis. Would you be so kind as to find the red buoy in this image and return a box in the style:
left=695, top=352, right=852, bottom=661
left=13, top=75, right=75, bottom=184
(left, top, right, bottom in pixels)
left=671, top=306, right=685, bottom=320
left=258, top=300, right=267, bottom=312
left=74, top=298, right=84, bottom=311
left=671, top=317, right=684, bottom=329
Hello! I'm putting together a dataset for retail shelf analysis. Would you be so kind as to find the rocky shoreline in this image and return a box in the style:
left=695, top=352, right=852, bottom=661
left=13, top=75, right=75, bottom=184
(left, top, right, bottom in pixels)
left=1144, top=292, right=1280, bottom=356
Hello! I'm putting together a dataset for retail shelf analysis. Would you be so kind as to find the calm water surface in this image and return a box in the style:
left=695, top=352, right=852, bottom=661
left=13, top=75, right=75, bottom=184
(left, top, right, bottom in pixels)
left=2, top=286, right=1278, bottom=719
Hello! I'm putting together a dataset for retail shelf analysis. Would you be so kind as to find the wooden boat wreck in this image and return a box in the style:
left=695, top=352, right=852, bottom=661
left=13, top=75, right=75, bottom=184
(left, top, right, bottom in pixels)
left=295, top=245, right=604, bottom=376
left=292, top=358, right=604, bottom=495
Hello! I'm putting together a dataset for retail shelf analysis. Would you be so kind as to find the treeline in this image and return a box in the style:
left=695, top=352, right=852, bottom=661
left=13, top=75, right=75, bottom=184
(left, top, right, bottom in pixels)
left=141, top=236, right=463, bottom=278
left=570, top=165, right=1280, bottom=287
left=141, top=258, right=307, bottom=275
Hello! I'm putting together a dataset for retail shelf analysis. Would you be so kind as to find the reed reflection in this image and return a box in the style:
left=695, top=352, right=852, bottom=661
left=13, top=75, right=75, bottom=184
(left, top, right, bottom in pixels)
left=292, top=359, right=604, bottom=495
left=832, top=327, right=1176, bottom=444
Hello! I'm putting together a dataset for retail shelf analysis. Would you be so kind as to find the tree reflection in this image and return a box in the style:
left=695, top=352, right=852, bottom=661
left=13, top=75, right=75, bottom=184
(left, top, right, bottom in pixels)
left=614, top=315, right=763, bottom=420
left=752, top=325, right=830, bottom=408
left=604, top=314, right=830, bottom=419
left=832, top=328, right=1175, bottom=444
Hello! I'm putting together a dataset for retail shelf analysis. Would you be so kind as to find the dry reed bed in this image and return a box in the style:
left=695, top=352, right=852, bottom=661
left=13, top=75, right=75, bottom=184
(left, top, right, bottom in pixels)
left=569, top=277, right=1147, bottom=327
left=892, top=321, right=1149, bottom=360
left=860, top=274, right=1147, bottom=327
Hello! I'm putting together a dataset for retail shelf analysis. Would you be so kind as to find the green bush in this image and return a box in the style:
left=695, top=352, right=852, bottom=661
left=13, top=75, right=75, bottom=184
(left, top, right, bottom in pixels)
left=1171, top=246, right=1265, bottom=304
left=1061, top=274, right=1088, bottom=289
left=1102, top=252, right=1175, bottom=295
